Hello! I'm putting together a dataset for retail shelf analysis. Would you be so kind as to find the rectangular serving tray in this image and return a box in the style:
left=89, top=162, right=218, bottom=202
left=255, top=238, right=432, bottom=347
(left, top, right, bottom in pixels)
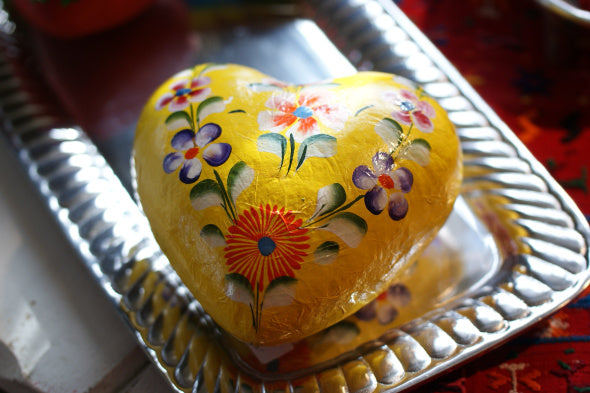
left=0, top=0, right=588, bottom=392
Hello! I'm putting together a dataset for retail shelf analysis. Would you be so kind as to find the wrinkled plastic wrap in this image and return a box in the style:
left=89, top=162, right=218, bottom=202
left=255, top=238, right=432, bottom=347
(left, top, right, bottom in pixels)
left=133, top=63, right=462, bottom=345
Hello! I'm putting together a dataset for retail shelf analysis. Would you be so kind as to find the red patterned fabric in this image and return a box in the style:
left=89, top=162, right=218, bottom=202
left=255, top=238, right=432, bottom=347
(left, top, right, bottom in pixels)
left=397, top=0, right=590, bottom=391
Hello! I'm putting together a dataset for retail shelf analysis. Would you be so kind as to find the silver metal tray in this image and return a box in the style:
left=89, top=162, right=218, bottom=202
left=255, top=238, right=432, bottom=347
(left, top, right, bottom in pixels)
left=0, top=0, right=589, bottom=392
left=535, top=0, right=590, bottom=26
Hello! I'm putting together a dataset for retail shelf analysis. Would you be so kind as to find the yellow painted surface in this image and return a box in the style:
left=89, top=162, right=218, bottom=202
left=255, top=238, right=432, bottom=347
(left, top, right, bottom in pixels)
left=133, top=63, right=462, bottom=345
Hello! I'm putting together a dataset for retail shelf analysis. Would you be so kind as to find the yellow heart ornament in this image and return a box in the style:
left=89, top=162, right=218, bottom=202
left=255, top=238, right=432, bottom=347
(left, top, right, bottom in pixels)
left=133, top=63, right=462, bottom=346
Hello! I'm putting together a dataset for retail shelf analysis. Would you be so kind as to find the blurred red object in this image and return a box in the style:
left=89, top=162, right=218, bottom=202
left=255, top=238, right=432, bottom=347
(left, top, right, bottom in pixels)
left=28, top=0, right=195, bottom=140
left=9, top=0, right=155, bottom=38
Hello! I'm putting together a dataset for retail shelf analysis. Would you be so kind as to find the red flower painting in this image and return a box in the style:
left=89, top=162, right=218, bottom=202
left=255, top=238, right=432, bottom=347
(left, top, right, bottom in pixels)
left=224, top=204, right=311, bottom=293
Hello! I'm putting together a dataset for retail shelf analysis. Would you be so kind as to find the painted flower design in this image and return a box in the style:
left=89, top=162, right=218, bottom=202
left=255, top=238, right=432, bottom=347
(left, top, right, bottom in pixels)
left=163, top=123, right=231, bottom=184
left=257, top=89, right=348, bottom=142
left=224, top=205, right=310, bottom=292
left=155, top=74, right=211, bottom=112
left=355, top=283, right=411, bottom=325
left=352, top=152, right=413, bottom=220
left=383, top=89, right=436, bottom=133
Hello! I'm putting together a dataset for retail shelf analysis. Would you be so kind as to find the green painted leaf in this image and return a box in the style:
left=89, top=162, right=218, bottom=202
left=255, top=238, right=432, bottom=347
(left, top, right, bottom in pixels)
left=311, top=183, right=347, bottom=219
left=165, top=111, right=192, bottom=130
left=286, top=133, right=296, bottom=174
left=200, top=224, right=226, bottom=247
left=200, top=63, right=227, bottom=75
left=402, top=138, right=431, bottom=166
left=248, top=82, right=284, bottom=92
left=300, top=82, right=339, bottom=91
left=262, top=276, right=297, bottom=310
left=314, top=241, right=339, bottom=265
left=196, top=96, right=226, bottom=123
left=225, top=273, right=254, bottom=305
left=374, top=118, right=403, bottom=150
left=295, top=144, right=307, bottom=171
left=319, top=212, right=367, bottom=248
left=298, top=134, right=337, bottom=160
left=355, top=104, right=374, bottom=117
left=266, top=276, right=297, bottom=292
left=227, top=161, right=255, bottom=205
left=257, top=133, right=287, bottom=168
left=190, top=179, right=224, bottom=211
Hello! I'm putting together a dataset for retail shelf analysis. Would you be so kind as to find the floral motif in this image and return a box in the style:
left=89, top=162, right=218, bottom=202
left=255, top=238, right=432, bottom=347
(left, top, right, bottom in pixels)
left=355, top=283, right=411, bottom=324
left=382, top=89, right=436, bottom=133
left=489, top=363, right=542, bottom=392
left=352, top=152, right=413, bottom=220
left=163, top=123, right=231, bottom=184
left=257, top=89, right=348, bottom=142
left=154, top=67, right=444, bottom=336
left=156, top=73, right=211, bottom=112
left=224, top=204, right=310, bottom=293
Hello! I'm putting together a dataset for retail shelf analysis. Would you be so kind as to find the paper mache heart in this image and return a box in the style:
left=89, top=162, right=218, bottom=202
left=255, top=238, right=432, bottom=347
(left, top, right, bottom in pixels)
left=133, top=63, right=462, bottom=346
